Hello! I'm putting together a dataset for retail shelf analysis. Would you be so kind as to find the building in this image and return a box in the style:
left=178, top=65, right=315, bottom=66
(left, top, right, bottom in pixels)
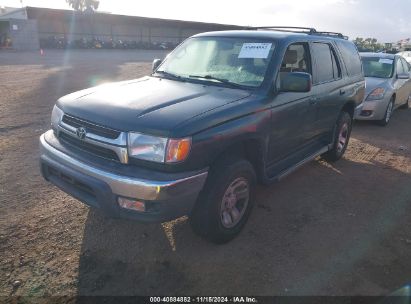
left=0, top=6, right=241, bottom=50
left=0, top=7, right=39, bottom=50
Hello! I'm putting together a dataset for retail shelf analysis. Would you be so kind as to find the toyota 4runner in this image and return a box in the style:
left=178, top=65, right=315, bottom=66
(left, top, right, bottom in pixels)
left=40, top=27, right=365, bottom=243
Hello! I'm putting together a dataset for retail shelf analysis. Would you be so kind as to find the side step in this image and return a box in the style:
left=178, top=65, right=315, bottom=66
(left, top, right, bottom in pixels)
left=269, top=146, right=329, bottom=182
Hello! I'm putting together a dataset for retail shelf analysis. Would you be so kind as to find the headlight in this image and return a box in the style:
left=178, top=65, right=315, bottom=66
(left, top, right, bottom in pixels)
left=51, top=105, right=64, bottom=131
left=366, top=87, right=385, bottom=101
left=128, top=132, right=191, bottom=163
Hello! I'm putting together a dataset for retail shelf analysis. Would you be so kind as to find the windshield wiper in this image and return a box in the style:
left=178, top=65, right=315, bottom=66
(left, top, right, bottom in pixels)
left=188, top=75, right=245, bottom=88
left=155, top=70, right=185, bottom=81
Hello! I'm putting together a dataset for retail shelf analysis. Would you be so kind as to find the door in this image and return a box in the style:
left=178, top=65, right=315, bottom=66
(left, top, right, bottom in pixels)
left=268, top=42, right=314, bottom=165
left=306, top=42, right=346, bottom=144
left=394, top=58, right=408, bottom=106
left=400, top=57, right=411, bottom=103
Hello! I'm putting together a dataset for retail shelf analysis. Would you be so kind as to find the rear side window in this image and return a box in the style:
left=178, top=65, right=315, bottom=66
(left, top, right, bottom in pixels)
left=400, top=58, right=410, bottom=72
left=336, top=40, right=362, bottom=76
left=396, top=58, right=405, bottom=74
left=311, top=42, right=340, bottom=84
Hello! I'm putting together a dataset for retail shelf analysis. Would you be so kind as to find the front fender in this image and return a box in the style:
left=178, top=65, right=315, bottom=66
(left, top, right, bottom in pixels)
left=188, top=110, right=271, bottom=170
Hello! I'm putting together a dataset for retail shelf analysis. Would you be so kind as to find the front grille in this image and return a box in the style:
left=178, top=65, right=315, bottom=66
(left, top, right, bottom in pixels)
left=62, top=115, right=121, bottom=139
left=59, top=132, right=120, bottom=162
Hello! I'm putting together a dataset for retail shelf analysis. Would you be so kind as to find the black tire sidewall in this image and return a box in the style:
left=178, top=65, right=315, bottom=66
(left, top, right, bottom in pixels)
left=213, top=163, right=256, bottom=235
left=334, top=112, right=352, bottom=159
left=322, top=111, right=352, bottom=162
left=191, top=158, right=256, bottom=243
left=400, top=96, right=410, bottom=109
left=384, top=100, right=394, bottom=123
left=378, top=98, right=394, bottom=126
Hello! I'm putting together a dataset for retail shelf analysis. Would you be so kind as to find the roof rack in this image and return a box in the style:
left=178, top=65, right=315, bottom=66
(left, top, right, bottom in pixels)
left=248, top=26, right=317, bottom=34
left=247, top=26, right=348, bottom=40
left=313, top=31, right=348, bottom=40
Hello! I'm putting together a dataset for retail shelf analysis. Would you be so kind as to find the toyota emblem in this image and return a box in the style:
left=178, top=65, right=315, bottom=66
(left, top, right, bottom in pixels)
left=76, top=127, right=87, bottom=140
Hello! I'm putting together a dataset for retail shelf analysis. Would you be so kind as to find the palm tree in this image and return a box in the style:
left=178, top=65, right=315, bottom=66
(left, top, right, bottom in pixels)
left=66, top=0, right=99, bottom=12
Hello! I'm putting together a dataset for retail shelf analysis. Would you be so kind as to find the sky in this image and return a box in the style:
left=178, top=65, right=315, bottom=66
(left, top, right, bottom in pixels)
left=1, top=0, right=410, bottom=42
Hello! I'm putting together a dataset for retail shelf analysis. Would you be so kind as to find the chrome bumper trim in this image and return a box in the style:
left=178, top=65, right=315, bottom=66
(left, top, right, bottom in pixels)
left=40, top=131, right=208, bottom=201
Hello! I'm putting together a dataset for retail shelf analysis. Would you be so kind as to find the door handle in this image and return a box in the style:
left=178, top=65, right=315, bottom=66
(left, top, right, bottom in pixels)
left=309, top=97, right=319, bottom=105
left=340, top=89, right=346, bottom=95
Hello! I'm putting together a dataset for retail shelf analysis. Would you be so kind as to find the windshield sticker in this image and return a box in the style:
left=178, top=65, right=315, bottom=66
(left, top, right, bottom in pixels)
left=379, top=58, right=393, bottom=64
left=238, top=43, right=272, bottom=59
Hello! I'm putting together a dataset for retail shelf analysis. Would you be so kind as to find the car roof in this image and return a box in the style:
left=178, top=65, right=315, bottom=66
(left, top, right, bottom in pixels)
left=360, top=52, right=396, bottom=59
left=193, top=30, right=347, bottom=43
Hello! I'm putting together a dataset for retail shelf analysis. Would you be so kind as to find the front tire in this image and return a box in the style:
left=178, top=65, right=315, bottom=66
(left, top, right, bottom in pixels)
left=190, top=157, right=256, bottom=244
left=377, top=98, right=394, bottom=126
left=322, top=111, right=352, bottom=162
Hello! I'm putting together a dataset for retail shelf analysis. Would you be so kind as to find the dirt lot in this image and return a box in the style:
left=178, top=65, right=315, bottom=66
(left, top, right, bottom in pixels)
left=1, top=50, right=411, bottom=298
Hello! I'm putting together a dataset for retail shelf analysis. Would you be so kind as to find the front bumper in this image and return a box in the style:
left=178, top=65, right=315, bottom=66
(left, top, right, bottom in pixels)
left=354, top=97, right=391, bottom=121
left=39, top=130, right=208, bottom=222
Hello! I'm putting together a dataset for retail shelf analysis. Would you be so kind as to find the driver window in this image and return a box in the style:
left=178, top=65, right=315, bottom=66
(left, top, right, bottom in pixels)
left=277, top=43, right=311, bottom=90
left=280, top=43, right=311, bottom=74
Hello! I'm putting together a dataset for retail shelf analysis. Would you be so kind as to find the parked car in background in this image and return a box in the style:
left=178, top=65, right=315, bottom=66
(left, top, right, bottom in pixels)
left=355, top=52, right=411, bottom=126
left=397, top=51, right=411, bottom=64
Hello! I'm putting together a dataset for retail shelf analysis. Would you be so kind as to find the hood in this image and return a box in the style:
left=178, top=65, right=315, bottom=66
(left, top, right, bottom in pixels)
left=57, top=76, right=251, bottom=137
left=364, top=77, right=391, bottom=96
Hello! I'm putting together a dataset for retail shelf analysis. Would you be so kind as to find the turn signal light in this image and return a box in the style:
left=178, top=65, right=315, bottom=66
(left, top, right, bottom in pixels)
left=166, top=138, right=191, bottom=163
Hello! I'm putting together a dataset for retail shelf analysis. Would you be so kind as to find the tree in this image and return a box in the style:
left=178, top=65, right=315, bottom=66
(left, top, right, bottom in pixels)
left=66, top=0, right=99, bottom=12
left=353, top=37, right=385, bottom=52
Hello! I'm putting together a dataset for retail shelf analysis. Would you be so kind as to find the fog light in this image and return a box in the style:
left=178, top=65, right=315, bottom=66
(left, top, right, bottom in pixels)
left=360, top=110, right=373, bottom=117
left=118, top=197, right=145, bottom=212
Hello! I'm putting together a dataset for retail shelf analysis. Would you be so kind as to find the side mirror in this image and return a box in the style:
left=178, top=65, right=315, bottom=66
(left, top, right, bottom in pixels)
left=397, top=73, right=410, bottom=79
left=279, top=72, right=312, bottom=93
left=152, top=59, right=162, bottom=73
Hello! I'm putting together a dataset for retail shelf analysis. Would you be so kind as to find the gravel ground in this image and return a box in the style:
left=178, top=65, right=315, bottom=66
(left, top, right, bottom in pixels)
left=0, top=50, right=411, bottom=298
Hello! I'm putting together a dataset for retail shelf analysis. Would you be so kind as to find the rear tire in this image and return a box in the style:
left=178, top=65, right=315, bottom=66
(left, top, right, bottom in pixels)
left=377, top=98, right=394, bottom=126
left=400, top=95, right=410, bottom=109
left=190, top=157, right=256, bottom=244
left=322, top=111, right=352, bottom=162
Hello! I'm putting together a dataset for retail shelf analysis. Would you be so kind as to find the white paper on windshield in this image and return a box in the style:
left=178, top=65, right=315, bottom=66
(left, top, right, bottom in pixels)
left=379, top=58, right=393, bottom=64
left=238, top=43, right=272, bottom=59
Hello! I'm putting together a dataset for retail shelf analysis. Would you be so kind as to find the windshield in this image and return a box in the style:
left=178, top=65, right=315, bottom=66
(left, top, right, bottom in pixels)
left=361, top=57, right=394, bottom=78
left=156, top=37, right=275, bottom=88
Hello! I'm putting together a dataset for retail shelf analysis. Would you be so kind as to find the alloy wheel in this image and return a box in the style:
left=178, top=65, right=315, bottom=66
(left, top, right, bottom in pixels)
left=220, top=177, right=250, bottom=228
left=337, top=123, right=349, bottom=153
